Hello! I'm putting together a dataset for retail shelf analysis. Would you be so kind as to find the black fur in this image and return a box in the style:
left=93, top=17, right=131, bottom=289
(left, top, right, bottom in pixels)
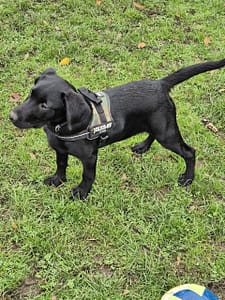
left=10, top=59, right=225, bottom=199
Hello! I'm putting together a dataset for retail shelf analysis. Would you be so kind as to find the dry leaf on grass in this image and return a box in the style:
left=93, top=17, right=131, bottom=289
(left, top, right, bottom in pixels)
left=24, top=53, right=29, bottom=60
left=176, top=256, right=181, bottom=266
left=122, top=289, right=130, bottom=295
left=138, top=42, right=146, bottom=49
left=204, top=36, right=210, bottom=46
left=133, top=1, right=145, bottom=10
left=96, top=0, right=102, bottom=5
left=121, top=173, right=128, bottom=181
left=153, top=156, right=162, bottom=161
left=59, top=57, right=71, bottom=66
left=29, top=152, right=36, bottom=159
left=206, top=123, right=218, bottom=133
left=11, top=221, right=17, bottom=229
left=201, top=118, right=218, bottom=133
left=9, top=92, right=21, bottom=103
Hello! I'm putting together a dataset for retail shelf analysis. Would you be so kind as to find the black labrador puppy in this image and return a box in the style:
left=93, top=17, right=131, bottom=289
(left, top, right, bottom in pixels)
left=10, top=58, right=225, bottom=199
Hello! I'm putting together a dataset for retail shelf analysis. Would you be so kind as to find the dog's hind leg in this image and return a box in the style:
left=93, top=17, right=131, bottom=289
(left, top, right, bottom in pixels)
left=159, top=138, right=195, bottom=186
left=131, top=134, right=155, bottom=154
left=152, top=113, right=195, bottom=186
left=162, top=140, right=196, bottom=186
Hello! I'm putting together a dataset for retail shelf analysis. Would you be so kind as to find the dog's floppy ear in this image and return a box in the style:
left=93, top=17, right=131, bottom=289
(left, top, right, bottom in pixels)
left=63, top=90, right=90, bottom=131
left=42, top=68, right=56, bottom=76
left=34, top=68, right=56, bottom=84
left=34, top=76, right=40, bottom=84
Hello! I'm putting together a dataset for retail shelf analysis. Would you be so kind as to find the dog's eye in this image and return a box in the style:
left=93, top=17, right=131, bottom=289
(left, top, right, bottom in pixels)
left=40, top=102, right=49, bottom=110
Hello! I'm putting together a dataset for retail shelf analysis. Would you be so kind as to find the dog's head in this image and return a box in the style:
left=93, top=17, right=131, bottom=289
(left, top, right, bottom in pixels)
left=9, top=68, right=90, bottom=131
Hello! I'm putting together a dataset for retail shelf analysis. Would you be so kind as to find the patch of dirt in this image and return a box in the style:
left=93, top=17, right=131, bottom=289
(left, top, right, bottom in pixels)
left=154, top=185, right=172, bottom=200
left=1, top=275, right=41, bottom=300
left=173, top=255, right=187, bottom=277
left=208, top=279, right=225, bottom=300
left=218, top=131, right=225, bottom=140
left=196, top=160, right=205, bottom=169
left=94, top=255, right=114, bottom=277
left=98, top=264, right=114, bottom=276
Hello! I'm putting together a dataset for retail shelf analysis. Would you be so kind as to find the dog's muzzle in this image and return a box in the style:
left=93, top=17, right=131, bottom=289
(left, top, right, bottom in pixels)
left=9, top=110, right=19, bottom=123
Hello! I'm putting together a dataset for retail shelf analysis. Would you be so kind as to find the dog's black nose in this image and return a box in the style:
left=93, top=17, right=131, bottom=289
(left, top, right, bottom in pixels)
left=9, top=111, right=18, bottom=122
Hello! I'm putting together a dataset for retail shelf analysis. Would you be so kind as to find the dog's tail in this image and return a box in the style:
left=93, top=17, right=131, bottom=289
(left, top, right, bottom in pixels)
left=161, top=58, right=225, bottom=90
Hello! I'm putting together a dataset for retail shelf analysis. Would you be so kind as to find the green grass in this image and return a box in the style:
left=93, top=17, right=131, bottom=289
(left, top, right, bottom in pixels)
left=0, top=0, right=225, bottom=299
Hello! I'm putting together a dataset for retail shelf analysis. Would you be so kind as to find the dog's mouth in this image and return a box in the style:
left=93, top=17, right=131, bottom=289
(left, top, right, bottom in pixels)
left=9, top=110, right=49, bottom=129
left=11, top=120, right=44, bottom=129
left=9, top=114, right=44, bottom=129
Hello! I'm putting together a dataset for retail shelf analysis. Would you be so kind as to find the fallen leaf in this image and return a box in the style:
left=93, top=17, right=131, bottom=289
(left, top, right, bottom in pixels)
left=207, top=122, right=218, bottom=133
left=29, top=152, right=36, bottom=159
left=204, top=36, right=210, bottom=46
left=120, top=184, right=127, bottom=190
left=122, top=289, right=130, bottom=295
left=176, top=256, right=181, bottom=266
left=189, top=205, right=197, bottom=211
left=24, top=53, right=29, bottom=60
left=52, top=296, right=57, bottom=300
left=133, top=1, right=145, bottom=10
left=116, top=33, right=122, bottom=40
left=201, top=118, right=218, bottom=133
left=85, top=238, right=97, bottom=241
left=121, top=173, right=128, bottom=181
left=11, top=221, right=17, bottom=229
left=138, top=42, right=146, bottom=49
left=175, top=13, right=181, bottom=18
left=218, top=88, right=225, bottom=93
left=55, top=26, right=61, bottom=31
left=153, top=156, right=162, bottom=161
left=96, top=0, right=101, bottom=4
left=59, top=57, right=71, bottom=66
left=9, top=92, right=21, bottom=103
left=209, top=70, right=214, bottom=75
left=129, top=184, right=137, bottom=193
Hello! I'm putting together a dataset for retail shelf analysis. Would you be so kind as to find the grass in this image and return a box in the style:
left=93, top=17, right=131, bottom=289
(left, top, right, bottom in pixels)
left=0, top=0, right=225, bottom=299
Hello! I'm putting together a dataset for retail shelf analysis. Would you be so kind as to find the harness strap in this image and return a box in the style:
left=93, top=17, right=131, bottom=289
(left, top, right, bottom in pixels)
left=55, top=129, right=89, bottom=142
left=78, top=87, right=102, bottom=104
left=78, top=87, right=107, bottom=124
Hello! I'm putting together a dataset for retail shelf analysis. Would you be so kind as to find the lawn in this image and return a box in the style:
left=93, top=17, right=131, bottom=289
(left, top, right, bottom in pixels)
left=0, top=0, right=225, bottom=299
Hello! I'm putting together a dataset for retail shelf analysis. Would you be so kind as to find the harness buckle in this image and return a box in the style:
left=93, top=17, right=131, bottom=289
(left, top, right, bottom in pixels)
left=100, top=134, right=109, bottom=141
left=55, top=124, right=62, bottom=133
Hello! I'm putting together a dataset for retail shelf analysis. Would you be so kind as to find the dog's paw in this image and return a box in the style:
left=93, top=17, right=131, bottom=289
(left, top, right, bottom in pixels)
left=44, top=175, right=66, bottom=187
left=178, top=174, right=193, bottom=186
left=131, top=142, right=149, bottom=154
left=70, top=186, right=88, bottom=200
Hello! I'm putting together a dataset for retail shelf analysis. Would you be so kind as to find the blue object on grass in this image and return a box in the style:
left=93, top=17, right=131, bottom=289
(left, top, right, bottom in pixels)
left=161, top=284, right=219, bottom=300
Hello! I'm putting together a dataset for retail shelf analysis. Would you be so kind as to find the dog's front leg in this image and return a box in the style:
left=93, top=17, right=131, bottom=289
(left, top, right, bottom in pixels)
left=71, top=151, right=98, bottom=200
left=44, top=151, right=68, bottom=187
